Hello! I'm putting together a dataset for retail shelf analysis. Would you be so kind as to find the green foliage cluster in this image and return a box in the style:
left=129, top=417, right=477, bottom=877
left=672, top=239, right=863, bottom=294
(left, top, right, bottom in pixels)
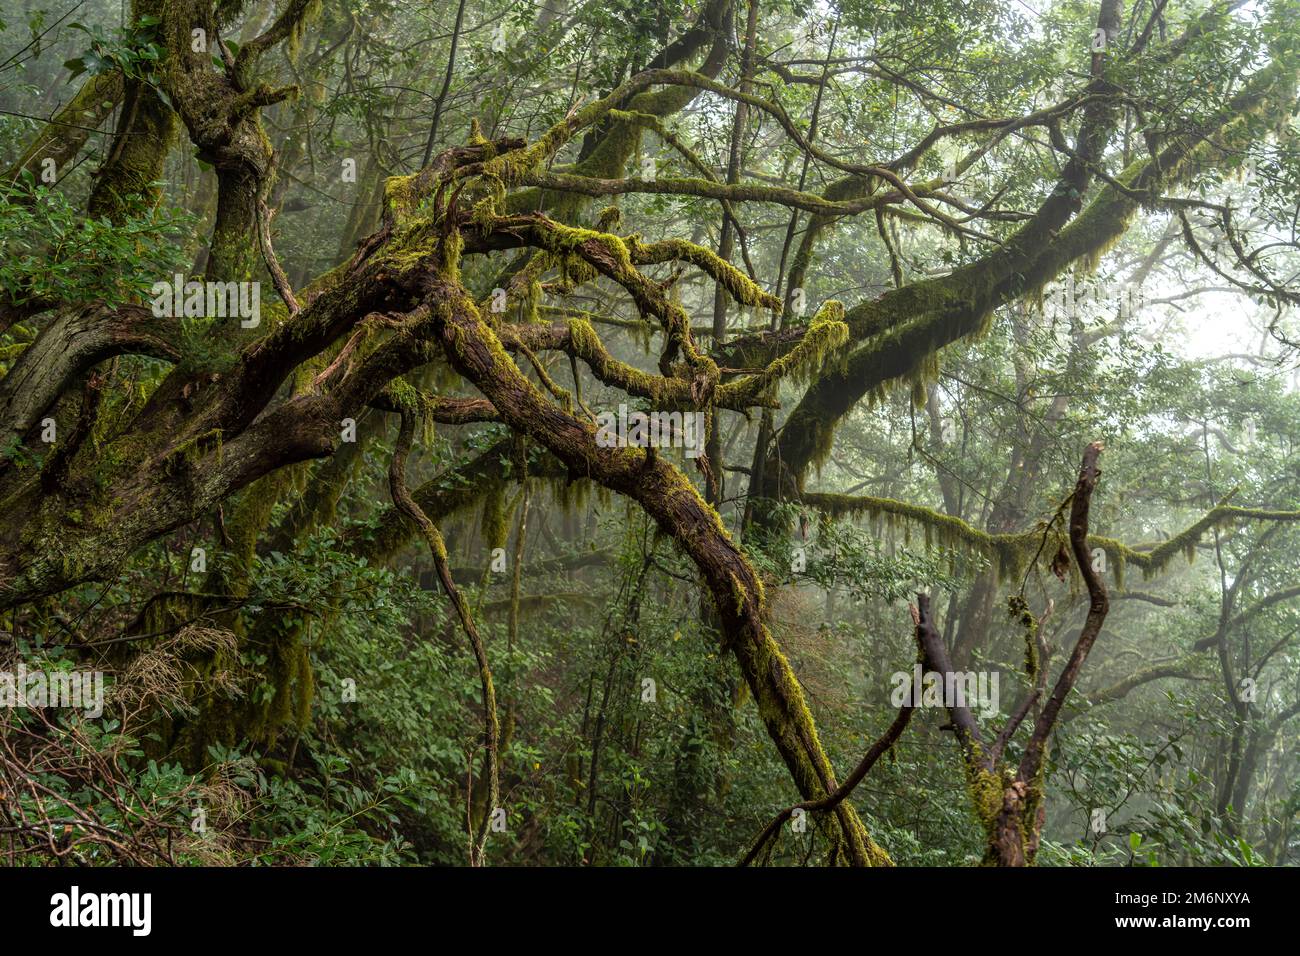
left=0, top=177, right=192, bottom=309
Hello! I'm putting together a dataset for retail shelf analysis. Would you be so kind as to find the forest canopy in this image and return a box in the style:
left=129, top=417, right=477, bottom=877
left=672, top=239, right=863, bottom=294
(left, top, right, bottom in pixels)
left=1, top=0, right=1299, bottom=868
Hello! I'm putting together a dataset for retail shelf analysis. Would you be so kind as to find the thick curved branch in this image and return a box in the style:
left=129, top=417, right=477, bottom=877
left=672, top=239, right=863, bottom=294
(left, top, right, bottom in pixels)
left=764, top=39, right=1294, bottom=495
left=422, top=271, right=890, bottom=866
left=0, top=305, right=180, bottom=446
